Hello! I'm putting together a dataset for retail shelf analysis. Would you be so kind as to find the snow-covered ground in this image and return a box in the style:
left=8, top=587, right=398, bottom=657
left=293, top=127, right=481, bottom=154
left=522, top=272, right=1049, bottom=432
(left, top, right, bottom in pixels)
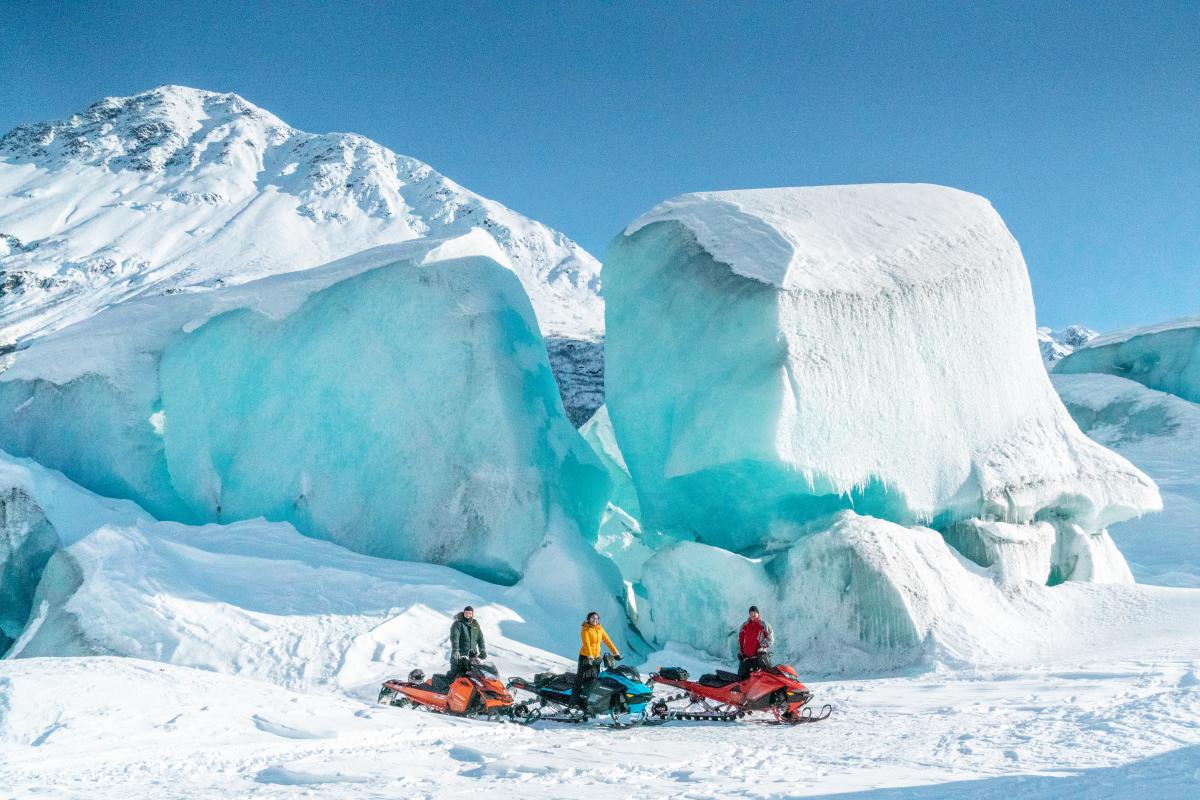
left=3, top=634, right=1199, bottom=799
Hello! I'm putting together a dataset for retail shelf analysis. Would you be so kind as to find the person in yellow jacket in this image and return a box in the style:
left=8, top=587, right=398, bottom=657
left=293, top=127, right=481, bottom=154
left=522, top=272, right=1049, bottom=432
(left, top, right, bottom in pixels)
left=572, top=611, right=620, bottom=708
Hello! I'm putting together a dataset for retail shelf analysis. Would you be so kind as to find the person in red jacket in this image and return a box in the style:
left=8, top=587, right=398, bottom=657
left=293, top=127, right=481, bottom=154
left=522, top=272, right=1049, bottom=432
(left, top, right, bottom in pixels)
left=737, top=605, right=774, bottom=679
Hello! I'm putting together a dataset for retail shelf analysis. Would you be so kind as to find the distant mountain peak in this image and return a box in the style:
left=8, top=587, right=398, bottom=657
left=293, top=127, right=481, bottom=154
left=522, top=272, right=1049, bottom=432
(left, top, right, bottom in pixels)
left=1038, top=325, right=1098, bottom=365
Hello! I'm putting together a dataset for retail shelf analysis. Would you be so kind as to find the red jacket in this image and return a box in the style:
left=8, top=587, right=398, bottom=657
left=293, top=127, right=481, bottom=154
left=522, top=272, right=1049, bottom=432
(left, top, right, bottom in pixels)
left=738, top=618, right=773, bottom=658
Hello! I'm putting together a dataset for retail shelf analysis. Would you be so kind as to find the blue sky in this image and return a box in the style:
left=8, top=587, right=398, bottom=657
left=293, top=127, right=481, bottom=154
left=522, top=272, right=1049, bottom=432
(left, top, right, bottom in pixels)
left=3, top=1, right=1196, bottom=331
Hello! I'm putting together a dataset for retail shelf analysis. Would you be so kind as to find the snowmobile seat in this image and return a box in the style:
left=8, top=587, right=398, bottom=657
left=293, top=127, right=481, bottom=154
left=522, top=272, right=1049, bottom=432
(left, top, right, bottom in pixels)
left=699, top=670, right=741, bottom=687
left=430, top=674, right=452, bottom=692
left=548, top=674, right=576, bottom=693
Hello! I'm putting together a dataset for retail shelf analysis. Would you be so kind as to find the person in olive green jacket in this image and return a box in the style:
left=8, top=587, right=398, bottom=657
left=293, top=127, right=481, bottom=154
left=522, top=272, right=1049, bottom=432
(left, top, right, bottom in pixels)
left=572, top=610, right=621, bottom=708
left=448, top=605, right=486, bottom=678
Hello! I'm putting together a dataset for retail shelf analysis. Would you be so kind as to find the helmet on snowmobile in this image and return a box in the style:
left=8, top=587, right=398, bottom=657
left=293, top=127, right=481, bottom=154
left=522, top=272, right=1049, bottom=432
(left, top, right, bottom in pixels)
left=407, top=669, right=425, bottom=684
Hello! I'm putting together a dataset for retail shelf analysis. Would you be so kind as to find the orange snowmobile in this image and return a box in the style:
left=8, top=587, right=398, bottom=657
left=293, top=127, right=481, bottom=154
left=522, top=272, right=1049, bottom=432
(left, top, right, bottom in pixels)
left=378, top=661, right=537, bottom=723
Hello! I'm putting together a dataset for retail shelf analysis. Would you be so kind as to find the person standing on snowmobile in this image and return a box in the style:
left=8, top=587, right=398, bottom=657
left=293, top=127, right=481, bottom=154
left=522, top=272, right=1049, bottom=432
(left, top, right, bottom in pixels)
left=449, top=605, right=486, bottom=678
left=573, top=611, right=620, bottom=708
left=737, top=605, right=773, bottom=679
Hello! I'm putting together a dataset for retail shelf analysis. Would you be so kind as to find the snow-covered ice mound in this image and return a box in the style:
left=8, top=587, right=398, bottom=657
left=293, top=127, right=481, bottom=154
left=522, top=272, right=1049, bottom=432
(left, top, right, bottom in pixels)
left=639, top=512, right=1154, bottom=674
left=1054, top=372, right=1200, bottom=588
left=0, top=233, right=607, bottom=583
left=0, top=450, right=625, bottom=688
left=1055, top=315, right=1200, bottom=405
left=604, top=184, right=1159, bottom=551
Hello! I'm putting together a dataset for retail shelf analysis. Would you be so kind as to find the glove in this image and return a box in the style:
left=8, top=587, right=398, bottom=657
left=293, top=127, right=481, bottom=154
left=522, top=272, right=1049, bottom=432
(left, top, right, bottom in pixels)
left=478, top=652, right=487, bottom=661
left=612, top=654, right=623, bottom=661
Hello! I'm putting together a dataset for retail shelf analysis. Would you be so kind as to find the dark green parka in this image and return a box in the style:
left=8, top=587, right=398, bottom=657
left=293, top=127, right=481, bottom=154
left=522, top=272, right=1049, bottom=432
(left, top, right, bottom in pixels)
left=449, top=611, right=486, bottom=662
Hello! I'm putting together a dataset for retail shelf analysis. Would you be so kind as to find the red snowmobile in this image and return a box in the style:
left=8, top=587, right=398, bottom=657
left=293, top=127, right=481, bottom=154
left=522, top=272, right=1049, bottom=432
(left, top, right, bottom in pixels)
left=648, top=663, right=831, bottom=724
left=378, top=661, right=536, bottom=723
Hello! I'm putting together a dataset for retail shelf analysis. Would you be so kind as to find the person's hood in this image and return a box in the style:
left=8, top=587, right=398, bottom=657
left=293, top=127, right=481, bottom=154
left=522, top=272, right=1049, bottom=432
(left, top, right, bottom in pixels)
left=455, top=612, right=474, bottom=623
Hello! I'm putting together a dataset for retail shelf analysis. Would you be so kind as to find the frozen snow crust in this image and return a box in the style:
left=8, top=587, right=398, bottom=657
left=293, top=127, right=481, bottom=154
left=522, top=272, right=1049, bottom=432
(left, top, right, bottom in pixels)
left=606, top=184, right=1159, bottom=552
left=0, top=233, right=608, bottom=583
left=1056, top=315, right=1200, bottom=405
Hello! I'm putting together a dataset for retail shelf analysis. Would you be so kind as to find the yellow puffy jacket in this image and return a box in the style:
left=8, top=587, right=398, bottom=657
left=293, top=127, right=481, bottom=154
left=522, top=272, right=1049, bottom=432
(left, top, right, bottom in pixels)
left=579, top=622, right=619, bottom=659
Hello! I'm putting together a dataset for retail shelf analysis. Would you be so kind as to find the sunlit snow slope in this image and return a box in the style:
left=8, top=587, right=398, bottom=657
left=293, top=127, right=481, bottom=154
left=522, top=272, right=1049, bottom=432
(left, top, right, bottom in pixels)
left=0, top=85, right=603, bottom=421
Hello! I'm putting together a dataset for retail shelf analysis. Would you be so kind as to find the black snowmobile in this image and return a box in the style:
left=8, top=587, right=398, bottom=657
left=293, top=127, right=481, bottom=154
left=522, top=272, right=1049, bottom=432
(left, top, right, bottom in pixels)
left=508, top=653, right=656, bottom=725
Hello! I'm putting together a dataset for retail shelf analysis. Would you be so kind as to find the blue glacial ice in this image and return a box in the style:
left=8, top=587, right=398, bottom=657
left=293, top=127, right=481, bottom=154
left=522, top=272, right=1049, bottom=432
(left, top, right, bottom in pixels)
left=1054, top=372, right=1200, bottom=587
left=0, top=485, right=60, bottom=654
left=0, top=232, right=608, bottom=583
left=604, top=185, right=1160, bottom=552
left=1055, top=315, right=1200, bottom=405
left=0, top=449, right=628, bottom=689
left=602, top=185, right=1161, bottom=671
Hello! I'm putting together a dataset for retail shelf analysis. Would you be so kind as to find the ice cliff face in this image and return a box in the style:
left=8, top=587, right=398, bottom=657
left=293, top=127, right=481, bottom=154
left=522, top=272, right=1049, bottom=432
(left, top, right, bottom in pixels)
left=0, top=233, right=608, bottom=584
left=1055, top=315, right=1200, bottom=405
left=1054, top=372, right=1200, bottom=587
left=0, top=450, right=628, bottom=684
left=0, top=85, right=603, bottom=423
left=0, top=485, right=60, bottom=654
left=591, top=184, right=1163, bottom=670
left=605, top=184, right=1159, bottom=552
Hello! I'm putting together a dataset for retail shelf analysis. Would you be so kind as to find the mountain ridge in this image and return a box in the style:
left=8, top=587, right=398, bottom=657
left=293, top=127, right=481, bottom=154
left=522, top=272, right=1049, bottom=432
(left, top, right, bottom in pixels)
left=0, top=84, right=604, bottom=422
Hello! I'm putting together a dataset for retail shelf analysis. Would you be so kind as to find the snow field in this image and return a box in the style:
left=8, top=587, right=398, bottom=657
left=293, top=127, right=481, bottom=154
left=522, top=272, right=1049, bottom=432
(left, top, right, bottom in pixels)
left=3, top=645, right=1200, bottom=799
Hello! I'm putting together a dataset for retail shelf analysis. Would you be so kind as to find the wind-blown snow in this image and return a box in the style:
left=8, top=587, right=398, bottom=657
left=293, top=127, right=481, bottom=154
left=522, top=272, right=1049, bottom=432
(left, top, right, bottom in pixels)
left=0, top=234, right=608, bottom=582
left=1055, top=315, right=1200, bottom=405
left=1054, top=372, right=1200, bottom=587
left=606, top=184, right=1159, bottom=552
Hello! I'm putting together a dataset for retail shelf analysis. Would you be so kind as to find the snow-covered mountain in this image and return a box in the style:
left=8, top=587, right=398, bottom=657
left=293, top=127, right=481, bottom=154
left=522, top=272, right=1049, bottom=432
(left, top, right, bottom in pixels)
left=1038, top=324, right=1097, bottom=364
left=0, top=85, right=603, bottom=420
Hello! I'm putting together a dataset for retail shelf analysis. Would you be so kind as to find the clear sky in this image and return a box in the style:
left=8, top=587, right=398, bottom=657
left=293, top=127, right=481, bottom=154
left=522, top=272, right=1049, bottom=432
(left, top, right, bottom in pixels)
left=3, top=1, right=1196, bottom=331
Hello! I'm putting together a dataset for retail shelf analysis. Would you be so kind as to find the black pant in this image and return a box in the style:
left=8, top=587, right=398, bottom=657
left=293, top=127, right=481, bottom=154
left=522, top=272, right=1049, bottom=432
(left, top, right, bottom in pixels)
left=573, top=655, right=600, bottom=708
left=447, top=655, right=473, bottom=680
left=738, top=653, right=771, bottom=680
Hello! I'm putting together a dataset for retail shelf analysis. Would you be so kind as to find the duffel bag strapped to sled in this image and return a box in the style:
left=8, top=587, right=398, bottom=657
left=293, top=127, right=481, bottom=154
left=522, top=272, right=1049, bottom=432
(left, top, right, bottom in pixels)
left=656, top=666, right=689, bottom=681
